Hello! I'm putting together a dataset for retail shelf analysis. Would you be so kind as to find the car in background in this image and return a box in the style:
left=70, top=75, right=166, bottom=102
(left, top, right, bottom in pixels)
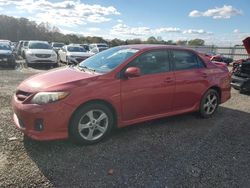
left=15, top=40, right=28, bottom=57
left=12, top=45, right=231, bottom=144
left=210, top=54, right=233, bottom=65
left=202, top=52, right=233, bottom=65
left=51, top=42, right=64, bottom=54
left=231, top=37, right=250, bottom=92
left=24, top=41, right=58, bottom=67
left=80, top=44, right=90, bottom=52
left=89, top=43, right=109, bottom=54
left=21, top=41, right=29, bottom=58
left=0, top=43, right=16, bottom=69
left=58, top=45, right=93, bottom=64
left=69, top=43, right=90, bottom=52
left=0, top=40, right=11, bottom=46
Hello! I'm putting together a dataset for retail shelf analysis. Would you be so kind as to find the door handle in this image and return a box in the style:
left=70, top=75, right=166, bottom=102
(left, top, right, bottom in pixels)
left=201, top=73, right=208, bottom=78
left=163, top=77, right=174, bottom=83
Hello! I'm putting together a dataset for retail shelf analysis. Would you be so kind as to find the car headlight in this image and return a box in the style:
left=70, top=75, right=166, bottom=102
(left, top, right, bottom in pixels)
left=31, top=92, right=69, bottom=105
left=26, top=52, right=35, bottom=56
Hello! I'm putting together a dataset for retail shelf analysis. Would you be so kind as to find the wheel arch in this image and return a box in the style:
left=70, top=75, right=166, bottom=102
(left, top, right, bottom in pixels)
left=201, top=85, right=221, bottom=104
left=68, top=99, right=118, bottom=131
left=209, top=85, right=221, bottom=103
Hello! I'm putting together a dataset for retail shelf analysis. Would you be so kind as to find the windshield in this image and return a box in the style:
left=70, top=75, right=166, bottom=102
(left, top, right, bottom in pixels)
left=24, top=41, right=29, bottom=47
left=67, top=46, right=86, bottom=52
left=0, top=44, right=11, bottom=50
left=29, top=42, right=51, bottom=49
left=97, top=44, right=108, bottom=48
left=53, top=43, right=64, bottom=48
left=79, top=47, right=139, bottom=73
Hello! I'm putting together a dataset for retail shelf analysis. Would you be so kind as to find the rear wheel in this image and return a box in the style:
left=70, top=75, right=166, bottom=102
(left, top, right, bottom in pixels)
left=199, top=89, right=219, bottom=118
left=69, top=103, right=114, bottom=145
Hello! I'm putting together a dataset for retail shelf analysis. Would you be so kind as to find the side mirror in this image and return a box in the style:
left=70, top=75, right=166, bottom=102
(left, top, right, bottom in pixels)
left=124, top=67, right=141, bottom=78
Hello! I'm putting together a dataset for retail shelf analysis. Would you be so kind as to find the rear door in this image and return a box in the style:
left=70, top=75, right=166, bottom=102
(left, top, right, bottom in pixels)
left=170, top=50, right=209, bottom=111
left=120, top=50, right=175, bottom=122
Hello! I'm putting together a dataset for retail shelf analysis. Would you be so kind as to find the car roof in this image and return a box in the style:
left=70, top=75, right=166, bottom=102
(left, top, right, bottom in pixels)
left=117, top=44, right=195, bottom=51
left=28, top=40, right=49, bottom=43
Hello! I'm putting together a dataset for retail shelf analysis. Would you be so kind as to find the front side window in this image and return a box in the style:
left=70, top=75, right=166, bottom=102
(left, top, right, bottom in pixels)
left=128, top=50, right=170, bottom=75
left=79, top=47, right=139, bottom=73
left=171, top=50, right=203, bottom=71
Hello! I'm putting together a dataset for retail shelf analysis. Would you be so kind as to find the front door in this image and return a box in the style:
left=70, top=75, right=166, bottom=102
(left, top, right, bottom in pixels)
left=120, top=50, right=175, bottom=122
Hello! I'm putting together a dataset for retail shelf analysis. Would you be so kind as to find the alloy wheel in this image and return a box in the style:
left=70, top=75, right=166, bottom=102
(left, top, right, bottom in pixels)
left=203, top=93, right=218, bottom=115
left=78, top=109, right=108, bottom=141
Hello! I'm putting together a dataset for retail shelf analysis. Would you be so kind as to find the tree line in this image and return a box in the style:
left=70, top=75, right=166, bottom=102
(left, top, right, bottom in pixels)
left=0, top=15, right=205, bottom=47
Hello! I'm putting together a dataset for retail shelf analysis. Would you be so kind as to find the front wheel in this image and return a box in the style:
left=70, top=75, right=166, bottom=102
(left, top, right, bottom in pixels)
left=69, top=103, right=114, bottom=145
left=199, top=89, right=219, bottom=118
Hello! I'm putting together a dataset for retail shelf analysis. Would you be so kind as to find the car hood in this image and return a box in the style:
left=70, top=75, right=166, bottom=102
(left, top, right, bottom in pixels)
left=27, top=49, right=55, bottom=54
left=18, top=67, right=97, bottom=92
left=0, top=50, right=12, bottom=55
left=243, top=37, right=250, bottom=55
left=67, top=52, right=92, bottom=57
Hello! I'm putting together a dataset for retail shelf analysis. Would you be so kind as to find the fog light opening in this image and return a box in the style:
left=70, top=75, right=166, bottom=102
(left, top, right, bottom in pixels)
left=34, top=119, right=44, bottom=131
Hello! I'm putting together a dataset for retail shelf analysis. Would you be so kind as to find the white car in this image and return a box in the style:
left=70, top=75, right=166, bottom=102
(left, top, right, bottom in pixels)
left=25, top=41, right=58, bottom=67
left=89, top=43, right=109, bottom=54
left=58, top=45, right=94, bottom=64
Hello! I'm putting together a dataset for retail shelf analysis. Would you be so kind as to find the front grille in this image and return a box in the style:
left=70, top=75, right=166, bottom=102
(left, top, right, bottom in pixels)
left=35, top=54, right=51, bottom=58
left=16, top=90, right=32, bottom=102
left=0, top=54, right=10, bottom=59
left=241, top=62, right=250, bottom=75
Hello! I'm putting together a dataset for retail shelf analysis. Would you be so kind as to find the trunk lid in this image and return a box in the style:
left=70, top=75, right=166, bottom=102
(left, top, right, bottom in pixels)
left=243, top=37, right=250, bottom=55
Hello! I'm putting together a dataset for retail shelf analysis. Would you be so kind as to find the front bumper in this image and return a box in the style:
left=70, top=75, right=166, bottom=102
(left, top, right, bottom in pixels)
left=0, top=55, right=15, bottom=65
left=231, top=75, right=250, bottom=91
left=26, top=55, right=57, bottom=64
left=12, top=95, right=75, bottom=141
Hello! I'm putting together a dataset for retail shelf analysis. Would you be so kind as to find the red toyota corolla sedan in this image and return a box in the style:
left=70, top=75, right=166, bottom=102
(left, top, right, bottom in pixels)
left=12, top=45, right=231, bottom=144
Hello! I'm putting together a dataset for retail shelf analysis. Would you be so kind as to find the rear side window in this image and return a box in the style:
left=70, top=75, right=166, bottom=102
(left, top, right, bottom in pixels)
left=171, top=50, right=204, bottom=71
left=128, top=50, right=170, bottom=75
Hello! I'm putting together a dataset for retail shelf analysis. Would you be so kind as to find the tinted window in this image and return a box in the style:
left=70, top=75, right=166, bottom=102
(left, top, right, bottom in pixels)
left=53, top=43, right=64, bottom=47
left=0, top=44, right=11, bottom=50
left=128, top=50, right=170, bottom=75
left=67, top=46, right=86, bottom=52
left=29, top=42, right=51, bottom=49
left=97, top=44, right=108, bottom=48
left=172, top=50, right=201, bottom=70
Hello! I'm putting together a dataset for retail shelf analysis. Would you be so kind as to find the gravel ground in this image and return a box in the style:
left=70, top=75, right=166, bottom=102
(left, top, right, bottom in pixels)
left=0, top=65, right=250, bottom=188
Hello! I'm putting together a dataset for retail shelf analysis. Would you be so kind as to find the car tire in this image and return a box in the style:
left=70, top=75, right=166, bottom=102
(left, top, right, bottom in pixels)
left=199, top=89, right=219, bottom=118
left=53, top=63, right=59, bottom=68
left=69, top=103, right=114, bottom=145
left=25, top=59, right=30, bottom=67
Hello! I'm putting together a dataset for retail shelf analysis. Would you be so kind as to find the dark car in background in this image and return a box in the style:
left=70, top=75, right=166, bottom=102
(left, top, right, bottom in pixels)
left=231, top=37, right=250, bottom=92
left=0, top=43, right=16, bottom=69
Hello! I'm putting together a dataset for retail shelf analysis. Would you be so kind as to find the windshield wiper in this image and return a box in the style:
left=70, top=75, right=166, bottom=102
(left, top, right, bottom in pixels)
left=79, top=65, right=96, bottom=73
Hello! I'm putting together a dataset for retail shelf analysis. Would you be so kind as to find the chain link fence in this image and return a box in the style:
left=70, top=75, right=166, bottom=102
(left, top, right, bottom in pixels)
left=185, top=46, right=249, bottom=60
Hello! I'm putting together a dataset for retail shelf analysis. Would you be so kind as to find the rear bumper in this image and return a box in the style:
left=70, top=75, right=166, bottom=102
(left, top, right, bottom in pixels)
left=231, top=75, right=250, bottom=91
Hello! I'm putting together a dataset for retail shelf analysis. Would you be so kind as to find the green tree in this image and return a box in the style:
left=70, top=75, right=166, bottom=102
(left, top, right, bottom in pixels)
left=188, top=38, right=205, bottom=46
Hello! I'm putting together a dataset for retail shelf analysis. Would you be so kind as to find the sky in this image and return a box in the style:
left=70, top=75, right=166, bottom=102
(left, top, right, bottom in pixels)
left=0, top=0, right=249, bottom=46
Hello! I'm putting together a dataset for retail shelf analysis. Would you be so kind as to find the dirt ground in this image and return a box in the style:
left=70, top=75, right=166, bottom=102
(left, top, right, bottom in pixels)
left=0, top=66, right=250, bottom=187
